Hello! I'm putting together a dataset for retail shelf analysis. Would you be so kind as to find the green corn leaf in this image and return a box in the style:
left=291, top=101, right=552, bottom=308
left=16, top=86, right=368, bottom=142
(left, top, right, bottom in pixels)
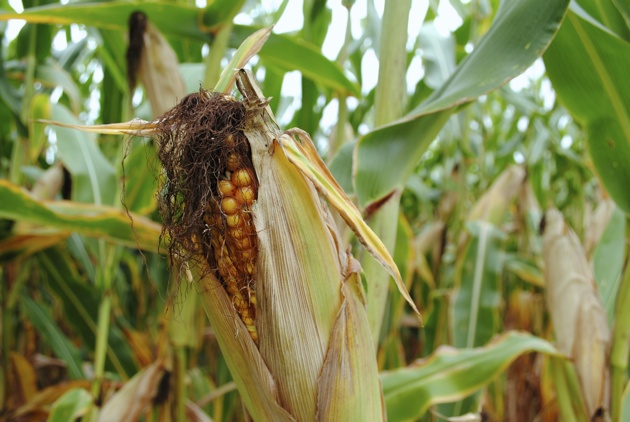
left=38, top=247, right=138, bottom=378
left=0, top=3, right=359, bottom=97
left=544, top=4, right=630, bottom=213
left=20, top=295, right=85, bottom=380
left=0, top=179, right=161, bottom=251
left=50, top=103, right=117, bottom=206
left=0, top=2, right=205, bottom=41
left=354, top=0, right=570, bottom=207
left=120, top=139, right=159, bottom=216
left=452, top=221, right=505, bottom=348
left=215, top=26, right=271, bottom=94
left=592, top=204, right=625, bottom=324
left=48, top=387, right=93, bottom=422
left=621, top=381, right=630, bottom=421
left=36, top=61, right=81, bottom=113
left=231, top=25, right=360, bottom=97
left=381, top=331, right=560, bottom=421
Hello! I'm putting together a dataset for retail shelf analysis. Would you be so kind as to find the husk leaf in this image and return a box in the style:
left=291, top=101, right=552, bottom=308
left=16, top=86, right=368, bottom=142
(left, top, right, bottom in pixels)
left=279, top=128, right=420, bottom=318
left=195, top=267, right=295, bottom=421
left=542, top=209, right=611, bottom=418
left=239, top=79, right=343, bottom=419
left=316, top=263, right=385, bottom=420
left=237, top=68, right=385, bottom=420
left=127, top=12, right=186, bottom=116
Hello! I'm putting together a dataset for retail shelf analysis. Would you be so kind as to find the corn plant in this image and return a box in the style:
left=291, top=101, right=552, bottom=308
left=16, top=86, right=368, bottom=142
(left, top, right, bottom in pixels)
left=1, top=0, right=630, bottom=421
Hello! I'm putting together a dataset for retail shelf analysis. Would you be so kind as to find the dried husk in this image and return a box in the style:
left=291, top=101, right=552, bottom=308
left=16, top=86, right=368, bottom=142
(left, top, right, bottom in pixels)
left=98, top=360, right=166, bottom=422
left=30, top=162, right=64, bottom=200
left=127, top=11, right=186, bottom=117
left=541, top=209, right=611, bottom=418
left=583, top=198, right=615, bottom=258
left=235, top=71, right=384, bottom=420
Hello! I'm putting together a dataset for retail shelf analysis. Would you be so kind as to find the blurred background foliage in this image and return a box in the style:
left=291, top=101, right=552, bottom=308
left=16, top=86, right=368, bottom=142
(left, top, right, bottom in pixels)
left=0, top=0, right=629, bottom=420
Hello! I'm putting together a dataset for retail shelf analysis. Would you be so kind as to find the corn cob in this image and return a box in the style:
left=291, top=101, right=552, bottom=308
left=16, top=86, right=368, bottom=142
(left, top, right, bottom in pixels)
left=142, top=90, right=261, bottom=344
left=204, top=134, right=259, bottom=343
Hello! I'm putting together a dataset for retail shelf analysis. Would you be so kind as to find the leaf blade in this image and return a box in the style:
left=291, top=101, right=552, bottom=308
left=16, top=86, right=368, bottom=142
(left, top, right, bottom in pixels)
left=355, top=0, right=570, bottom=206
left=381, top=331, right=560, bottom=421
left=544, top=5, right=630, bottom=212
left=0, top=179, right=161, bottom=251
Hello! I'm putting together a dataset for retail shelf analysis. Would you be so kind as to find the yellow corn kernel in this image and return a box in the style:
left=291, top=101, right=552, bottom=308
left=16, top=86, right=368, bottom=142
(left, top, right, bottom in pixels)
left=224, top=133, right=236, bottom=148
left=235, top=186, right=255, bottom=206
left=226, top=213, right=242, bottom=228
left=232, top=293, right=248, bottom=309
left=240, top=249, right=255, bottom=261
left=229, top=227, right=247, bottom=240
left=226, top=154, right=240, bottom=172
left=224, top=278, right=239, bottom=295
left=218, top=179, right=236, bottom=197
left=246, top=326, right=258, bottom=342
left=244, top=262, right=256, bottom=275
left=236, top=236, right=253, bottom=251
left=232, top=168, right=255, bottom=187
left=221, top=197, right=240, bottom=215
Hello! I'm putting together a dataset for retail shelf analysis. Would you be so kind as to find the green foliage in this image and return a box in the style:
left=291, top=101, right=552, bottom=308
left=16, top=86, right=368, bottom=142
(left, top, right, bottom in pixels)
left=544, top=3, right=630, bottom=213
left=381, top=332, right=560, bottom=421
left=1, top=0, right=629, bottom=420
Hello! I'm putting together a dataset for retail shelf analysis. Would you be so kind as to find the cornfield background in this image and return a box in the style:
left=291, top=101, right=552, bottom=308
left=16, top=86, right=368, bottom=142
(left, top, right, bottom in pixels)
left=1, top=0, right=630, bottom=421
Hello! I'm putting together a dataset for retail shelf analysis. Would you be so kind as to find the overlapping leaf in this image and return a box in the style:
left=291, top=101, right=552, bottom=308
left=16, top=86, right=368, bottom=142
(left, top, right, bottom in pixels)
left=381, top=331, right=559, bottom=421
left=354, top=0, right=570, bottom=206
left=0, top=179, right=161, bottom=251
left=544, top=4, right=630, bottom=212
left=0, top=2, right=358, bottom=96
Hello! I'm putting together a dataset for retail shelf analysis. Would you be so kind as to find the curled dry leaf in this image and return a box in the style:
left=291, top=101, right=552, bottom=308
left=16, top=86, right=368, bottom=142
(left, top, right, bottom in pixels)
left=98, top=359, right=167, bottom=422
left=468, top=165, right=526, bottom=224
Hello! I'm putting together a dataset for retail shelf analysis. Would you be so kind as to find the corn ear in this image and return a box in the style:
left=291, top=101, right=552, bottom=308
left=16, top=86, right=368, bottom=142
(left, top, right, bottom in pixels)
left=467, top=165, right=526, bottom=224
left=42, top=66, right=398, bottom=420
left=542, top=209, right=610, bottom=418
left=127, top=11, right=186, bottom=116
